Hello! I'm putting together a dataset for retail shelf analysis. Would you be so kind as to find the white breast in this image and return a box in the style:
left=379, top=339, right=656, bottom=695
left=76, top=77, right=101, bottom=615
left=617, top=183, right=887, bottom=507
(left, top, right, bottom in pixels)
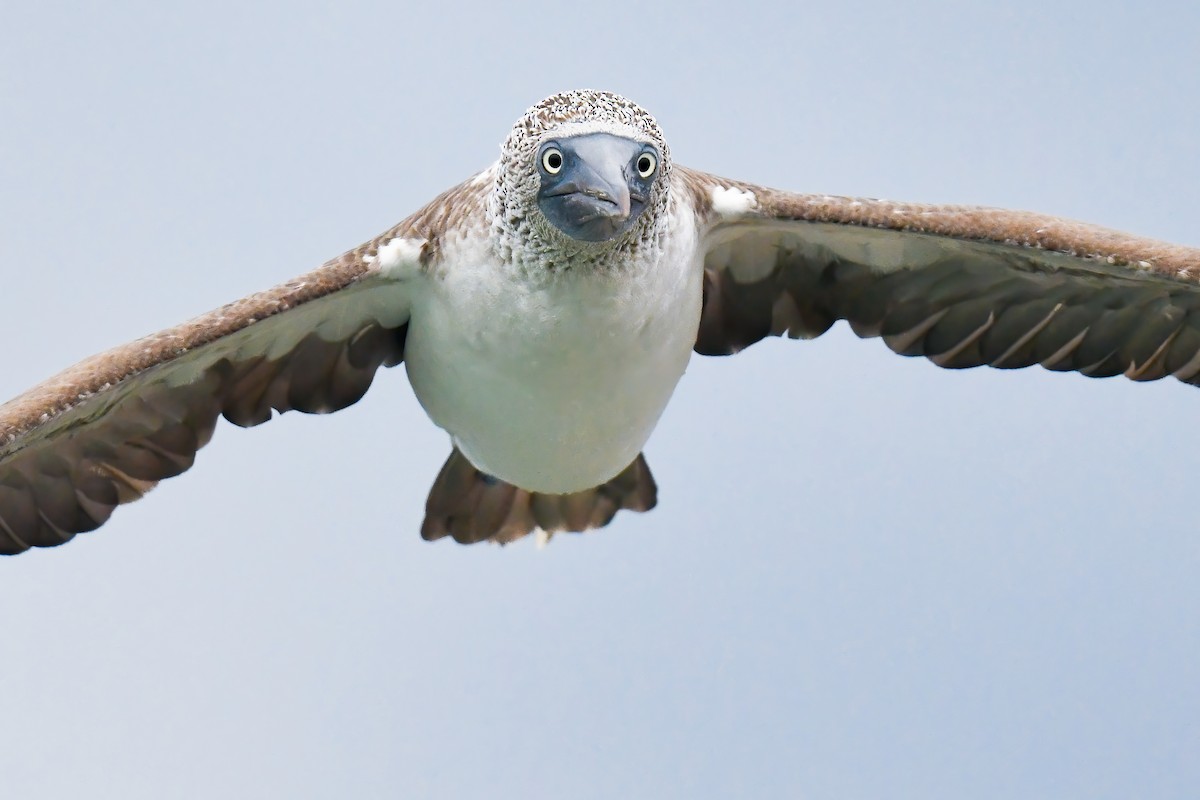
left=404, top=212, right=702, bottom=493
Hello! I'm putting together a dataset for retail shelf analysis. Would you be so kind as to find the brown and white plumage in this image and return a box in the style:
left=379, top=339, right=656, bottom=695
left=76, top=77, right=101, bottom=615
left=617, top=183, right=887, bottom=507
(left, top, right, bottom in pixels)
left=2, top=89, right=1198, bottom=555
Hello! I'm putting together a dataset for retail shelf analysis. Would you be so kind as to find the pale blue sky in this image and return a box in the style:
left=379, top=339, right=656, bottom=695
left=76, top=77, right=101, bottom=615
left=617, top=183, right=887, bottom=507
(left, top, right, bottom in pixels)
left=1, top=1, right=1198, bottom=797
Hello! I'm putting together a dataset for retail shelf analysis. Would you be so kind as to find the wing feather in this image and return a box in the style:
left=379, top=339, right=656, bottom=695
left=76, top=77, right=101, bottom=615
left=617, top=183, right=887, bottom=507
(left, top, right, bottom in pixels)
left=0, top=171, right=491, bottom=555
left=682, top=168, right=1200, bottom=392
left=0, top=277, right=410, bottom=554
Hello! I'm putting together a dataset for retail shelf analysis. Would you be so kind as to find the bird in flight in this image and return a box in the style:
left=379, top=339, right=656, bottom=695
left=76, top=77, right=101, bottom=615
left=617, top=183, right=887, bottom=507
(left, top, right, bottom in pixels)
left=3, top=89, right=1198, bottom=554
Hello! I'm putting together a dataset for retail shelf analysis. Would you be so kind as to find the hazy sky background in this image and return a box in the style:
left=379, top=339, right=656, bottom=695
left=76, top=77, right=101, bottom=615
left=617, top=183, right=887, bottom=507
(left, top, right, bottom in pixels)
left=2, top=1, right=1198, bottom=797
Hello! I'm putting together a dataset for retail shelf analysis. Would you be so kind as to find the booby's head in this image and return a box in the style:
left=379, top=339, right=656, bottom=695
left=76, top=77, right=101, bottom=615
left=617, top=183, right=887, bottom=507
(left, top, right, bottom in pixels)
left=491, top=90, right=672, bottom=260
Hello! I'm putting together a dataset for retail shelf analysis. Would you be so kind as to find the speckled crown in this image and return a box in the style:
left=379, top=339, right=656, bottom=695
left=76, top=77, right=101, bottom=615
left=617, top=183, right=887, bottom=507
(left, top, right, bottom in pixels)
left=501, top=90, right=670, bottom=169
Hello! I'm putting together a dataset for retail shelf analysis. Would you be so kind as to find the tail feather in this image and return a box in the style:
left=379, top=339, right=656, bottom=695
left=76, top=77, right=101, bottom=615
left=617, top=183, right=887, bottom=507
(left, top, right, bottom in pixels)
left=421, top=449, right=657, bottom=545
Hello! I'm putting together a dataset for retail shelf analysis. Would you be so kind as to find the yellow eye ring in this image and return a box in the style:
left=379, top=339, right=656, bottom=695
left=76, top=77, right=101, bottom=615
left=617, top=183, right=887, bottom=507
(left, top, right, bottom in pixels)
left=636, top=152, right=657, bottom=178
left=541, top=147, right=564, bottom=174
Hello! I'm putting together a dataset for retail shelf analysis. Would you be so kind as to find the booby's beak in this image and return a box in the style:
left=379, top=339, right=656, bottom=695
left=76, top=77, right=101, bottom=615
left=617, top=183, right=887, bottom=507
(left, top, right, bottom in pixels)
left=536, top=132, right=657, bottom=243
left=543, top=171, right=632, bottom=219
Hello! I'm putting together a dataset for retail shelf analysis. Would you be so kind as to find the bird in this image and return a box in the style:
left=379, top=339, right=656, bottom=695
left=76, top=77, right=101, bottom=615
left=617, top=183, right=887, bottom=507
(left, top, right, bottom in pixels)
left=2, top=88, right=1199, bottom=555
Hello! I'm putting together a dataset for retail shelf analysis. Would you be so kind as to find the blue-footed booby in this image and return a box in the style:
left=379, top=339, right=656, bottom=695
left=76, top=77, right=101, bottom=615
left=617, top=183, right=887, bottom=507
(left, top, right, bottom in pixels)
left=3, top=89, right=1200, bottom=553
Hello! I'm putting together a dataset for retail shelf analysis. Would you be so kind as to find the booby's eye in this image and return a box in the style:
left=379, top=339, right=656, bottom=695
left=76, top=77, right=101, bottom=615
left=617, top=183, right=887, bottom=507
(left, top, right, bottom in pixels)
left=541, top=147, right=564, bottom=174
left=636, top=152, right=657, bottom=178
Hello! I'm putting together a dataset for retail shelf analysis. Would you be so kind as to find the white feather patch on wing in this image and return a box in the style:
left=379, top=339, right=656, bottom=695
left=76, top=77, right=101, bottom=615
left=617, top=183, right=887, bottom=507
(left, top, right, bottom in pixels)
left=710, top=186, right=758, bottom=217
left=367, top=237, right=426, bottom=280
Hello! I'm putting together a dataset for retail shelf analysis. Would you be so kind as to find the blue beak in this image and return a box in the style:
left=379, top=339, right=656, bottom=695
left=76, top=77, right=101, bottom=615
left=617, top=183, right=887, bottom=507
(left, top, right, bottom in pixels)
left=536, top=133, right=658, bottom=243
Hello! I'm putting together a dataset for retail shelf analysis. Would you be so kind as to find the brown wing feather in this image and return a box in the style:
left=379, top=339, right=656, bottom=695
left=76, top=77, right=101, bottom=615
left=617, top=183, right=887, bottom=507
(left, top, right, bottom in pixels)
left=682, top=168, right=1200, bottom=385
left=0, top=172, right=491, bottom=555
left=0, top=282, right=409, bottom=555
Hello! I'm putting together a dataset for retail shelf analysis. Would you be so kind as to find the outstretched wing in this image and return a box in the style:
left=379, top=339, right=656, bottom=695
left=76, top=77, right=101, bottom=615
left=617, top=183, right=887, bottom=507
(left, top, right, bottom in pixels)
left=0, top=173, right=493, bottom=556
left=682, top=167, right=1200, bottom=385
left=0, top=253, right=412, bottom=555
left=0, top=170, right=496, bottom=555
